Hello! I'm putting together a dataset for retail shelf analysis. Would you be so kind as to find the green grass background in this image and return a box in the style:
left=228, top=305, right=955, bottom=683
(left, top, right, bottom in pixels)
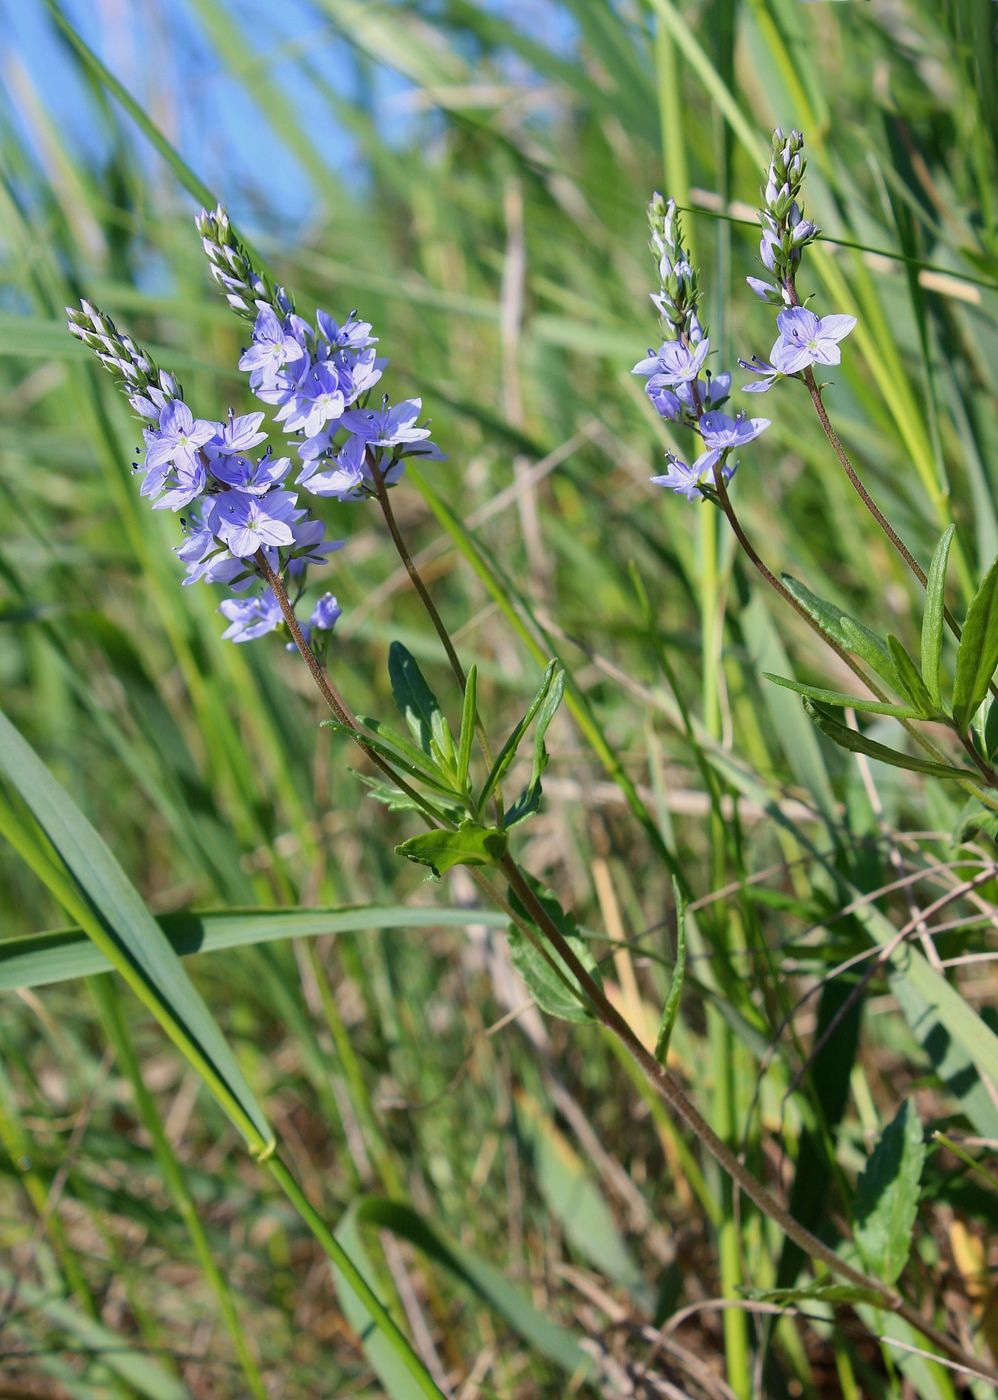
left=1, top=0, right=997, bottom=1395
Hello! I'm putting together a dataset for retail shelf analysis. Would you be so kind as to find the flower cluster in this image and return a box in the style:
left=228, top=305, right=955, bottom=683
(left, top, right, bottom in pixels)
left=196, top=207, right=442, bottom=508
left=68, top=299, right=342, bottom=646
left=68, top=206, right=445, bottom=647
left=633, top=196, right=769, bottom=501
left=738, top=129, right=856, bottom=394
left=747, top=127, right=819, bottom=305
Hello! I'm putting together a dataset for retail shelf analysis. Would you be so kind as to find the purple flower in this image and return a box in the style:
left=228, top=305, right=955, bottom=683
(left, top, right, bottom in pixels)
left=209, top=451, right=292, bottom=494
left=275, top=362, right=350, bottom=436
left=650, top=448, right=721, bottom=501
left=145, top=401, right=217, bottom=473
left=211, top=409, right=268, bottom=455
left=298, top=433, right=367, bottom=500
left=632, top=338, right=710, bottom=385
left=219, top=591, right=285, bottom=643
left=214, top=489, right=299, bottom=558
left=647, top=378, right=683, bottom=421
left=316, top=310, right=376, bottom=350
left=699, top=410, right=770, bottom=450
left=771, top=307, right=857, bottom=373
left=239, top=306, right=306, bottom=379
left=738, top=355, right=781, bottom=394
left=310, top=593, right=342, bottom=631
left=340, top=398, right=434, bottom=449
left=151, top=458, right=208, bottom=512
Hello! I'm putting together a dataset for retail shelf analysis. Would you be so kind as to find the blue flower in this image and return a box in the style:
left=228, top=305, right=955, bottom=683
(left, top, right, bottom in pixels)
left=738, top=355, right=781, bottom=394
left=770, top=307, right=856, bottom=373
left=298, top=433, right=367, bottom=500
left=650, top=449, right=722, bottom=501
left=211, top=409, right=268, bottom=456
left=219, top=591, right=285, bottom=643
left=239, top=306, right=307, bottom=380
left=340, top=397, right=436, bottom=450
left=209, top=450, right=291, bottom=495
left=699, top=410, right=770, bottom=450
left=214, top=489, right=299, bottom=557
left=274, top=361, right=350, bottom=437
left=145, top=401, right=218, bottom=474
left=317, top=310, right=376, bottom=350
left=310, top=593, right=342, bottom=631
left=632, top=338, right=710, bottom=386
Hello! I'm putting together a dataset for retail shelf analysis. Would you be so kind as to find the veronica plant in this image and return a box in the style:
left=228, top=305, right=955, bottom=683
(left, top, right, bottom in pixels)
left=66, top=200, right=998, bottom=1385
left=639, top=130, right=998, bottom=814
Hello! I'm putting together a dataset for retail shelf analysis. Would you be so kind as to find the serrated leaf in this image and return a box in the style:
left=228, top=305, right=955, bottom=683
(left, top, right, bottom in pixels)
left=803, top=699, right=971, bottom=779
left=395, top=820, right=508, bottom=878
left=388, top=641, right=454, bottom=765
left=655, top=878, right=687, bottom=1064
left=352, top=772, right=463, bottom=821
left=764, top=673, right=920, bottom=718
left=479, top=660, right=558, bottom=808
left=921, top=525, right=954, bottom=709
left=953, top=552, right=998, bottom=729
left=783, top=575, right=899, bottom=690
left=855, top=1102, right=926, bottom=1285
left=507, top=877, right=602, bottom=1024
left=503, top=666, right=565, bottom=827
left=886, top=635, right=936, bottom=717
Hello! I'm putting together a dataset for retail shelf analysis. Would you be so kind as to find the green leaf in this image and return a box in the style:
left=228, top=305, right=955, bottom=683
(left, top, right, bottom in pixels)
left=350, top=1198, right=591, bottom=1376
left=802, top=699, right=971, bottom=779
left=764, top=673, right=920, bottom=719
left=395, top=820, right=508, bottom=878
left=855, top=1102, right=926, bottom=1285
left=655, top=879, right=687, bottom=1064
left=507, top=877, right=602, bottom=1024
left=0, top=905, right=514, bottom=992
left=886, top=635, right=936, bottom=717
left=321, top=719, right=458, bottom=804
left=388, top=641, right=454, bottom=767
left=479, top=660, right=558, bottom=808
left=743, top=1283, right=884, bottom=1308
left=456, top=663, right=478, bottom=794
left=782, top=576, right=900, bottom=690
left=921, top=525, right=954, bottom=709
left=0, top=707, right=273, bottom=1153
left=503, top=666, right=565, bottom=827
left=951, top=798, right=998, bottom=849
left=953, top=552, right=998, bottom=729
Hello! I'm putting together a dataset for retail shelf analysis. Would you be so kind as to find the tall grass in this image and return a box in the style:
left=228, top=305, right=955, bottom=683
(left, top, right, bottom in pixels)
left=1, top=1, right=997, bottom=1395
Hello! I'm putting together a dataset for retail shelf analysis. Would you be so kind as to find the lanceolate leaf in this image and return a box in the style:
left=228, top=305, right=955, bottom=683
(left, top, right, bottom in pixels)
left=479, top=660, right=559, bottom=808
left=655, top=878, right=687, bottom=1064
left=388, top=641, right=454, bottom=764
left=0, top=707, right=273, bottom=1152
left=886, top=635, right=936, bottom=717
left=764, top=673, right=920, bottom=718
left=921, top=525, right=954, bottom=709
left=953, top=552, right=998, bottom=729
left=855, top=1102, right=926, bottom=1285
left=783, top=575, right=900, bottom=690
left=503, top=665, right=565, bottom=827
left=507, top=877, right=602, bottom=1024
left=802, top=699, right=971, bottom=779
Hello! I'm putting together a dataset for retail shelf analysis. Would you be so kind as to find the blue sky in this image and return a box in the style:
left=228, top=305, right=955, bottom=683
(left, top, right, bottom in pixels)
left=5, top=0, right=573, bottom=231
